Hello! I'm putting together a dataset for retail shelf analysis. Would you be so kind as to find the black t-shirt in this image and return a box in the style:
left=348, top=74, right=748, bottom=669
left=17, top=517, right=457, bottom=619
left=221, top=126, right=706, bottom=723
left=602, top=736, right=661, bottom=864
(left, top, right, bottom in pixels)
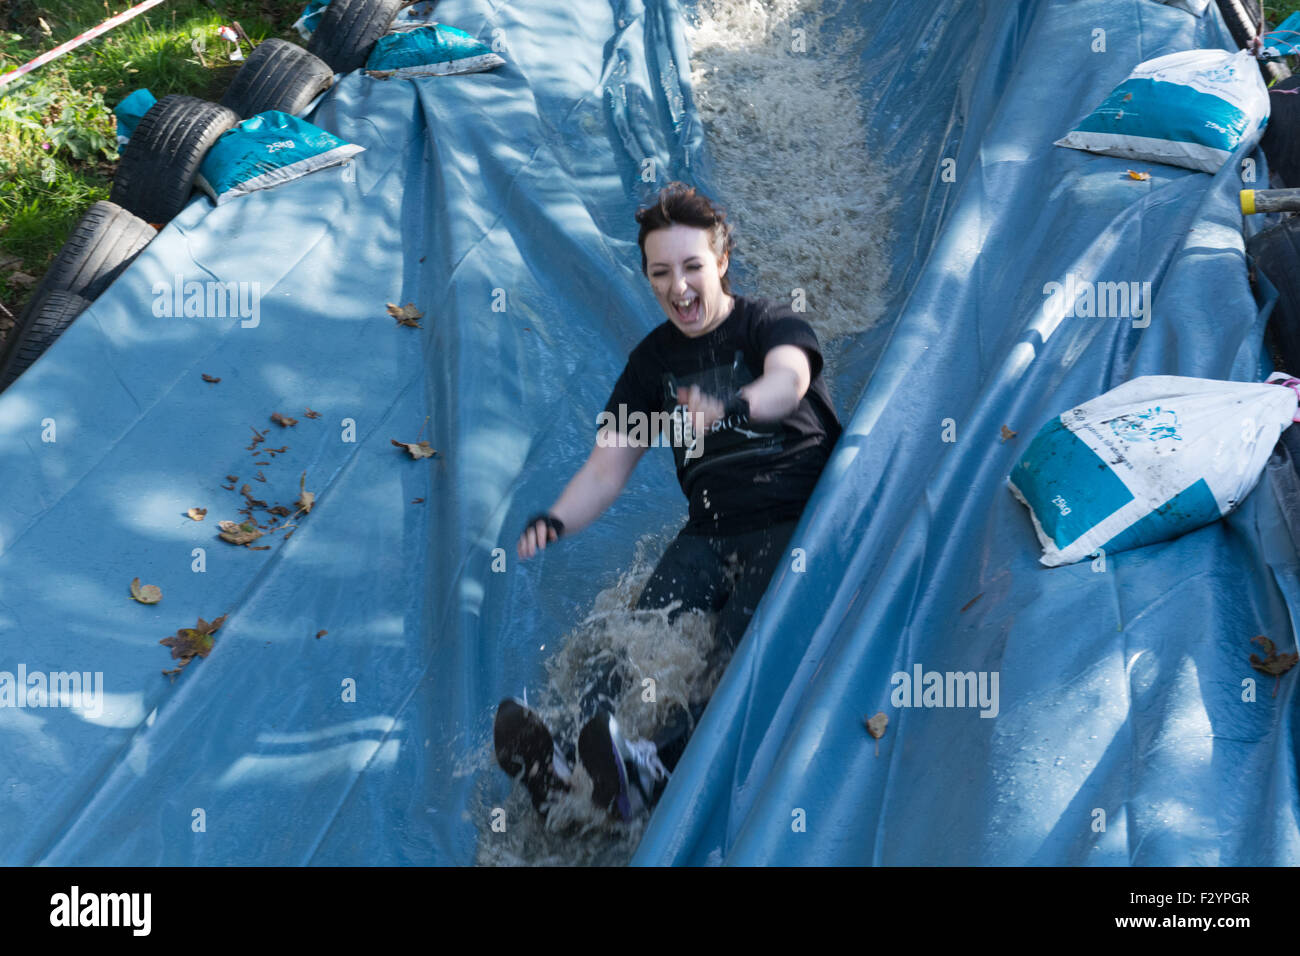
left=600, top=295, right=842, bottom=536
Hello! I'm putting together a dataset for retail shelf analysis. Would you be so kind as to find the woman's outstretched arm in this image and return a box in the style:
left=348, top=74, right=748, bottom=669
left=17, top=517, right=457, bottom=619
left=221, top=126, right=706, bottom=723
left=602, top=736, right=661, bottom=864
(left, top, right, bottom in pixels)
left=517, top=438, right=649, bottom=559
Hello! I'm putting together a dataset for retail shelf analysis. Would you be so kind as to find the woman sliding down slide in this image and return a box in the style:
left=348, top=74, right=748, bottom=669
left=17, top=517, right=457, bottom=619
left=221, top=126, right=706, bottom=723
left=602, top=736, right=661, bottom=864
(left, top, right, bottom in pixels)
left=496, top=182, right=842, bottom=821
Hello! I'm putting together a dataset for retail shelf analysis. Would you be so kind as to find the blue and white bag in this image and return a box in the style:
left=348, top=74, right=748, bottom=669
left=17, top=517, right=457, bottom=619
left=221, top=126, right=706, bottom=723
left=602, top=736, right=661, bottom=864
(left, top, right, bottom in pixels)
left=195, top=111, right=363, bottom=206
left=113, top=88, right=156, bottom=148
left=292, top=0, right=330, bottom=40
left=365, top=24, right=505, bottom=78
left=1009, top=375, right=1299, bottom=567
left=1055, top=49, right=1269, bottom=174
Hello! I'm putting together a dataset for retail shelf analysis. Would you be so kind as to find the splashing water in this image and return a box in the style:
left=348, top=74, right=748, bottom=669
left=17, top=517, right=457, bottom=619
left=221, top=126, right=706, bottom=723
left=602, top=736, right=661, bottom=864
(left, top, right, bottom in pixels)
left=474, top=536, right=722, bottom=866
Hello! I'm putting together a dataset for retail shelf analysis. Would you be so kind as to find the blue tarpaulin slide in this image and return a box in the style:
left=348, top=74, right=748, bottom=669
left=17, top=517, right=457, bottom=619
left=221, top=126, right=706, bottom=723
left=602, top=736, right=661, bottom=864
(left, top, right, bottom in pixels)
left=0, top=0, right=1295, bottom=865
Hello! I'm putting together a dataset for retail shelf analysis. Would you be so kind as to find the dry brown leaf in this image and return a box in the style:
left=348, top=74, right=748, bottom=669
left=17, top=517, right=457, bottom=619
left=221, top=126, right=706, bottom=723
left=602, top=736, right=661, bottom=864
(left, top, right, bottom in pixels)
left=187, top=507, right=207, bottom=521
left=316, top=630, right=327, bottom=639
left=386, top=302, right=423, bottom=328
left=1250, top=635, right=1299, bottom=677
left=304, top=408, right=320, bottom=419
left=865, top=712, right=888, bottom=757
left=202, top=373, right=221, bottom=383
left=960, top=593, right=983, bottom=613
left=130, top=577, right=162, bottom=605
left=391, top=438, right=437, bottom=460
left=1127, top=169, right=1150, bottom=181
left=160, top=613, right=226, bottom=677
left=412, top=498, right=425, bottom=504
left=999, top=425, right=1017, bottom=442
left=218, top=519, right=263, bottom=546
left=271, top=412, right=298, bottom=428
left=296, top=472, right=316, bottom=514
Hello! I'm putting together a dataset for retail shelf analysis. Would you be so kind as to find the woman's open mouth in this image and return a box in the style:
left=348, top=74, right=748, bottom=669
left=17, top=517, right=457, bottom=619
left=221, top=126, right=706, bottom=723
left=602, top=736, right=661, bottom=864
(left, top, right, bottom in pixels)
left=673, top=294, right=701, bottom=324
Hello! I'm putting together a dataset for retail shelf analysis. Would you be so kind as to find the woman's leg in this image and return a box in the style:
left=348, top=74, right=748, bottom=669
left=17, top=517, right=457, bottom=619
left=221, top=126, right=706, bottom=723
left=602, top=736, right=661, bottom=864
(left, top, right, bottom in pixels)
left=650, top=520, right=800, bottom=772
left=577, top=530, right=728, bottom=724
left=707, top=519, right=800, bottom=674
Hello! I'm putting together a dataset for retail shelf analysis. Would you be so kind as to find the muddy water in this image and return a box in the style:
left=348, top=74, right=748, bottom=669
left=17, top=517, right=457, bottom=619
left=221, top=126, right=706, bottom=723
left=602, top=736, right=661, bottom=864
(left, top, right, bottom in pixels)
left=685, top=0, right=894, bottom=342
left=474, top=537, right=721, bottom=866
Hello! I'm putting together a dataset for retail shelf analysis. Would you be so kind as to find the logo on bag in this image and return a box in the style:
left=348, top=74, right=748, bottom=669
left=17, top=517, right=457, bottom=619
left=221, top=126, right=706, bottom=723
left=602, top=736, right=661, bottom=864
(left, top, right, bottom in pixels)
left=1105, top=407, right=1181, bottom=443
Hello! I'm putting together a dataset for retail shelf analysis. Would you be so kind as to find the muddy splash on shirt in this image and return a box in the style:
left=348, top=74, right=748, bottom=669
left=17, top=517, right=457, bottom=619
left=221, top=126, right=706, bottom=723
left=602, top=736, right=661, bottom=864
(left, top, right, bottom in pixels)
left=473, top=535, right=723, bottom=866
left=685, top=0, right=894, bottom=342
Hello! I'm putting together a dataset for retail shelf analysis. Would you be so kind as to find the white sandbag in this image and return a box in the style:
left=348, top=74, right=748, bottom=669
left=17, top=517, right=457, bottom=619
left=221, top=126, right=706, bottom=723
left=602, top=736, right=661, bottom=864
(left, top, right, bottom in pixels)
left=1009, top=374, right=1299, bottom=567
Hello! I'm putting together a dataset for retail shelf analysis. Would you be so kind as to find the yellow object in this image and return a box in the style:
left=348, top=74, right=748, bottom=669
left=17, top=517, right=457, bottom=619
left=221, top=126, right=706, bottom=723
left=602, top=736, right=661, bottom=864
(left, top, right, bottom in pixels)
left=1241, top=190, right=1256, bottom=215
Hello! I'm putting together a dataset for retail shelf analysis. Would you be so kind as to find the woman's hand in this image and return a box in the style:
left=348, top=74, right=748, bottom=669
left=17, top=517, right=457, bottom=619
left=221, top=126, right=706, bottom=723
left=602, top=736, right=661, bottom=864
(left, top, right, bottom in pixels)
left=677, top=385, right=727, bottom=433
left=518, top=514, right=562, bottom=560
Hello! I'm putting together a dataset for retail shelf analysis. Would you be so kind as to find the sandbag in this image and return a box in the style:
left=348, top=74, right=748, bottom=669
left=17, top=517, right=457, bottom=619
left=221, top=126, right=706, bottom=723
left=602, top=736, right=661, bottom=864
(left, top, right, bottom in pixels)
left=1008, top=374, right=1299, bottom=567
left=365, top=24, right=505, bottom=78
left=1055, top=48, right=1269, bottom=173
left=195, top=110, right=363, bottom=206
left=112, top=88, right=156, bottom=147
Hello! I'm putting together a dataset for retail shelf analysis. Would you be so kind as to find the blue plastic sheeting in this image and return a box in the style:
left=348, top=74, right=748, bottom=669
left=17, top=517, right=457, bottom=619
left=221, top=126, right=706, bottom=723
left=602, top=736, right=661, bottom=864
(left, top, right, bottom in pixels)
left=0, top=0, right=1294, bottom=867
left=636, top=0, right=1300, bottom=865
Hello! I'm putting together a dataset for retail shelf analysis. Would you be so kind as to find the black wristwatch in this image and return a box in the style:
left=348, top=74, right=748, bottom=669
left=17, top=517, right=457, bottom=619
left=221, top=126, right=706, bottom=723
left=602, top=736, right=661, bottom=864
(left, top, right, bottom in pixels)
left=524, top=512, right=565, bottom=539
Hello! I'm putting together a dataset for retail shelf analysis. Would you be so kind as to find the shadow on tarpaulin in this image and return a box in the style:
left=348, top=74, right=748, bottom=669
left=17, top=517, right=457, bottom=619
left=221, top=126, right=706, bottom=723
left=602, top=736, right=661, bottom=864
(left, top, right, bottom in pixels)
left=0, top=0, right=1293, bottom=865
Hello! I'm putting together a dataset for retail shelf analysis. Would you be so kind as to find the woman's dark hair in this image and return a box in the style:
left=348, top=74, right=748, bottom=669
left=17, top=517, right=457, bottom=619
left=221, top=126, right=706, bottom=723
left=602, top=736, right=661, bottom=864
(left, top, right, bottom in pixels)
left=636, top=182, right=735, bottom=294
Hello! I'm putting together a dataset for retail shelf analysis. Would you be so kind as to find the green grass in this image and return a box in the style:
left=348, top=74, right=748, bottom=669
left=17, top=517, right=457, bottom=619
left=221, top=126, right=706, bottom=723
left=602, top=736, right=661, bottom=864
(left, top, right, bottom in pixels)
left=0, top=0, right=303, bottom=319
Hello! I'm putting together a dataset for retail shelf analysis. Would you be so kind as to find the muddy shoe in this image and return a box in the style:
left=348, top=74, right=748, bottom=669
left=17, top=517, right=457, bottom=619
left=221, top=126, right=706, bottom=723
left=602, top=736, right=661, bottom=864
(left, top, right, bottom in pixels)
left=579, top=711, right=633, bottom=820
left=494, top=698, right=570, bottom=816
left=578, top=712, right=670, bottom=821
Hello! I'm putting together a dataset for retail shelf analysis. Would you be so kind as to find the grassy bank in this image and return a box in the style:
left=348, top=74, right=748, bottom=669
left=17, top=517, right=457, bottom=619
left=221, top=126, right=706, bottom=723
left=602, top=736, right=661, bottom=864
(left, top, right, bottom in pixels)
left=0, top=0, right=302, bottom=321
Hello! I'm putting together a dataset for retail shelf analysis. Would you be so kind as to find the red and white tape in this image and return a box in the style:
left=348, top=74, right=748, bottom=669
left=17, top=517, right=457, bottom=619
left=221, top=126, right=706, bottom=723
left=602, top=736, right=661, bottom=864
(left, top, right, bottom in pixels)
left=0, top=0, right=169, bottom=91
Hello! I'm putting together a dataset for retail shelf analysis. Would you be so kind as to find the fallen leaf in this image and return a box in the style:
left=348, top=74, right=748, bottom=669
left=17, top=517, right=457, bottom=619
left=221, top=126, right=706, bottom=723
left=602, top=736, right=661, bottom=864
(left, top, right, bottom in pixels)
left=218, top=519, right=263, bottom=546
left=304, top=408, right=320, bottom=419
left=999, top=425, right=1017, bottom=442
left=226, top=475, right=238, bottom=483
left=391, top=438, right=437, bottom=459
left=1250, top=635, right=1298, bottom=683
left=269, top=505, right=291, bottom=517
left=865, top=712, right=888, bottom=757
left=412, top=497, right=425, bottom=504
left=187, top=507, right=207, bottom=521
left=220, top=483, right=235, bottom=491
left=160, top=614, right=226, bottom=676
left=271, top=412, right=298, bottom=428
left=960, top=593, right=983, bottom=613
left=296, top=472, right=316, bottom=514
left=130, top=577, right=162, bottom=604
left=1122, top=92, right=1133, bottom=101
left=1127, top=169, right=1150, bottom=181
left=202, top=373, right=221, bottom=383
left=386, top=302, right=423, bottom=328
left=316, top=630, right=327, bottom=639
left=248, top=545, right=271, bottom=551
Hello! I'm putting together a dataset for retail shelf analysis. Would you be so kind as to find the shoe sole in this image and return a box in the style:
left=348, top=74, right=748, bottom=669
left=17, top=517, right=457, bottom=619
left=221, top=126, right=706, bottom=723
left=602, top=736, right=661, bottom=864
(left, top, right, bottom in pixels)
left=578, top=714, right=631, bottom=820
left=494, top=699, right=564, bottom=814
